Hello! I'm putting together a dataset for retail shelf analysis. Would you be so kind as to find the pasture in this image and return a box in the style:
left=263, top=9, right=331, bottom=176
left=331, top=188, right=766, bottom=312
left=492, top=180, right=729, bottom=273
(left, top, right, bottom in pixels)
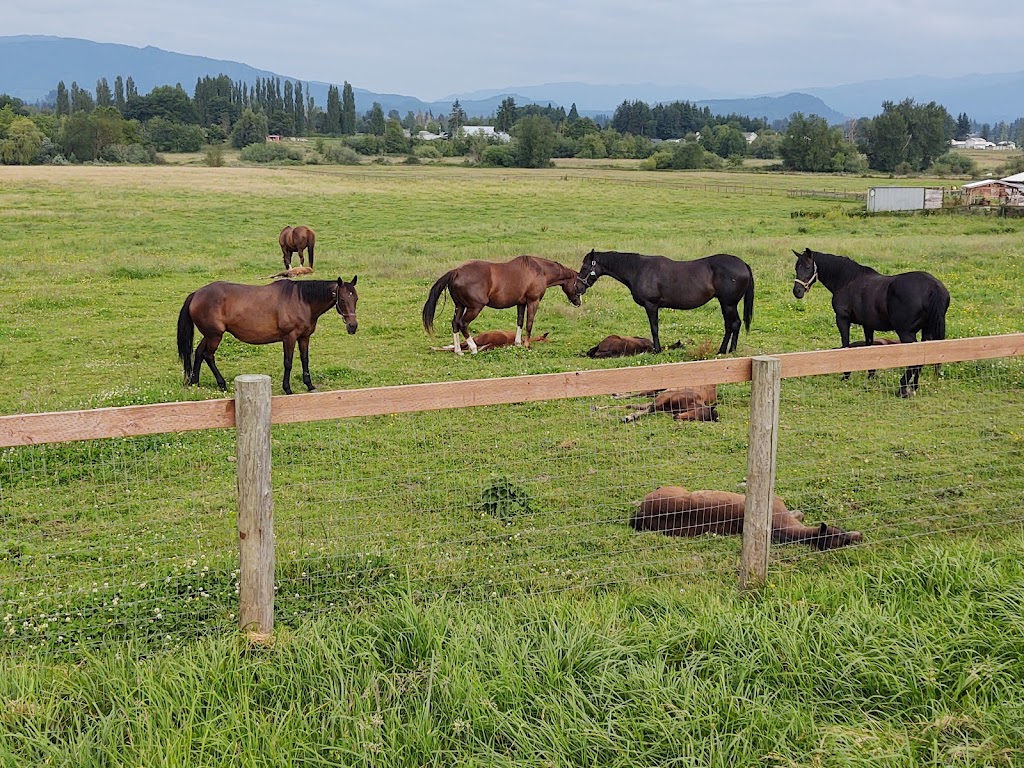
left=2, top=163, right=1024, bottom=766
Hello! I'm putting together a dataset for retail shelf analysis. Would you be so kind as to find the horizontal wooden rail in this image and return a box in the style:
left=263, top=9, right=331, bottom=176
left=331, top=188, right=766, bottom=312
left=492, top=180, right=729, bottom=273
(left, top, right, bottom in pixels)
left=2, top=333, right=1022, bottom=447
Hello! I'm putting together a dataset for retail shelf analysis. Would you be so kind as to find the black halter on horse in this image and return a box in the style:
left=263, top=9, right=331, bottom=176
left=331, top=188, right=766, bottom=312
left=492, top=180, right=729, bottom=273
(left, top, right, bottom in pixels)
left=576, top=249, right=755, bottom=354
left=792, top=247, right=950, bottom=397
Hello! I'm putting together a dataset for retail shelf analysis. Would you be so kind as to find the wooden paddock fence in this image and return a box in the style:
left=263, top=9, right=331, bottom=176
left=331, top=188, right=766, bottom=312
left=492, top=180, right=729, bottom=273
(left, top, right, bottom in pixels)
left=3, top=333, right=1023, bottom=635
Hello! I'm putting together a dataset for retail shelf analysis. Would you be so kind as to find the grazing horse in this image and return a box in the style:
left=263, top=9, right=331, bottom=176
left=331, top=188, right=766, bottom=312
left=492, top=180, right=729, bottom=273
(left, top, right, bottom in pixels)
left=576, top=250, right=754, bottom=354
left=792, top=248, right=950, bottom=397
left=279, top=225, right=316, bottom=270
left=177, top=277, right=358, bottom=395
left=621, top=385, right=719, bottom=423
left=422, top=255, right=581, bottom=354
left=632, top=486, right=863, bottom=550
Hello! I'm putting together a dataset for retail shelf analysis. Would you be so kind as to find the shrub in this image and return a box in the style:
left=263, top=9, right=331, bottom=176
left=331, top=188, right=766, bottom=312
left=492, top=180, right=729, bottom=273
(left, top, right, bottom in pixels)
left=480, top=144, right=516, bottom=167
left=413, top=143, right=442, bottom=160
left=204, top=144, right=225, bottom=167
left=239, top=142, right=303, bottom=163
left=322, top=144, right=360, bottom=165
left=98, top=143, right=156, bottom=164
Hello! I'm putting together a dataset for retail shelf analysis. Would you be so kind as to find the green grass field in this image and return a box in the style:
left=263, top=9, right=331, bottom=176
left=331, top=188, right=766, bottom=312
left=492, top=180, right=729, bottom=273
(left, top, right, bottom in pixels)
left=1, top=162, right=1023, bottom=766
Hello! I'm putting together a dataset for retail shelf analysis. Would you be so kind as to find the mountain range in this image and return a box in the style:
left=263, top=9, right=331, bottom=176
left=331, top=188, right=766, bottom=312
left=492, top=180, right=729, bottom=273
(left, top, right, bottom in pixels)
left=1, top=35, right=1021, bottom=125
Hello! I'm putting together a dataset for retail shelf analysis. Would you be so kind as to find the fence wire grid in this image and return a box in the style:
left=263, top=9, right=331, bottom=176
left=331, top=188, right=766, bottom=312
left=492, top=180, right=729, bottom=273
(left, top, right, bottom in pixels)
left=2, top=354, right=1022, bottom=654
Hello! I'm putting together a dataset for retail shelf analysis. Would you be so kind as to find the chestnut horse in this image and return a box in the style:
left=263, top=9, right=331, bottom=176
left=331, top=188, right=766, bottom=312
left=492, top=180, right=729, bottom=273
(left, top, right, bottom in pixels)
left=430, top=329, right=551, bottom=353
left=621, top=385, right=719, bottom=423
left=633, top=486, right=862, bottom=550
left=422, top=255, right=581, bottom=354
left=177, top=277, right=357, bottom=395
left=279, top=226, right=316, bottom=270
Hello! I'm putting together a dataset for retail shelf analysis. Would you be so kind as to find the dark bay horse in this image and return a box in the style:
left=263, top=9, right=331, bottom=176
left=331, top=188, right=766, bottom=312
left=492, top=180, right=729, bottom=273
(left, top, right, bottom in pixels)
left=279, top=226, right=316, bottom=270
left=576, top=250, right=754, bottom=354
left=792, top=248, right=950, bottom=397
left=422, top=255, right=581, bottom=354
left=177, top=277, right=357, bottom=395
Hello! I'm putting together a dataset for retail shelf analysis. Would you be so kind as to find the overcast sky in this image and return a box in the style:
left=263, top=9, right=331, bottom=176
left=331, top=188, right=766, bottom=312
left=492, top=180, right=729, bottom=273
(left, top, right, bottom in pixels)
left=3, top=1, right=1022, bottom=100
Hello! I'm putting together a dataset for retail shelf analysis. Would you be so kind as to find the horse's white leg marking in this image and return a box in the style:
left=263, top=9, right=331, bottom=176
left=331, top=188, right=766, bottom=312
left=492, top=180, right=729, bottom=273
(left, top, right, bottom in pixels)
left=467, top=336, right=479, bottom=354
left=514, top=326, right=523, bottom=346
left=453, top=332, right=464, bottom=355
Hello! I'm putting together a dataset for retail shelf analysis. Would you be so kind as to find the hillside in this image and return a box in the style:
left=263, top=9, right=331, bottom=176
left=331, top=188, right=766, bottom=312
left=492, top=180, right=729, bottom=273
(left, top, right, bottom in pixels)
left=1, top=35, right=1019, bottom=124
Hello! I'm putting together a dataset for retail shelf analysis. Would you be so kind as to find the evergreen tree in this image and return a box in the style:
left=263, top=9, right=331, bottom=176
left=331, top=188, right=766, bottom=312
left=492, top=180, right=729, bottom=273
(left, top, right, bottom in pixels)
left=69, top=82, right=94, bottom=113
left=341, top=82, right=356, bottom=135
left=449, top=99, right=467, bottom=134
left=367, top=102, right=386, bottom=136
left=55, top=81, right=69, bottom=116
left=567, top=103, right=579, bottom=123
left=955, top=112, right=971, bottom=140
left=95, top=78, right=112, bottom=108
left=325, top=85, right=342, bottom=134
left=294, top=81, right=305, bottom=136
left=114, top=76, right=125, bottom=113
left=495, top=97, right=517, bottom=133
left=125, top=77, right=138, bottom=101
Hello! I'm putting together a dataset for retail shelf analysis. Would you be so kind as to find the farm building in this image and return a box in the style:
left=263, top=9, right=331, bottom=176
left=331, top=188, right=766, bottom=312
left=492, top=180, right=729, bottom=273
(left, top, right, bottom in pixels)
left=461, top=125, right=511, bottom=142
left=961, top=178, right=1024, bottom=205
left=867, top=186, right=944, bottom=212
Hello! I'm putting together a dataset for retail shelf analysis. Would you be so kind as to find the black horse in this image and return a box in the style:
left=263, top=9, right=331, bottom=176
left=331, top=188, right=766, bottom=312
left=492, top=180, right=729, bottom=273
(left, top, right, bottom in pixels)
left=792, top=248, right=950, bottom=397
left=576, top=250, right=754, bottom=354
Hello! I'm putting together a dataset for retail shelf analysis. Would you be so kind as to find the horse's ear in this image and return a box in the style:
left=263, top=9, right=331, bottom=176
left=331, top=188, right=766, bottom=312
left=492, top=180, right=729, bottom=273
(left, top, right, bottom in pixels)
left=350, top=275, right=358, bottom=286
left=792, top=249, right=802, bottom=258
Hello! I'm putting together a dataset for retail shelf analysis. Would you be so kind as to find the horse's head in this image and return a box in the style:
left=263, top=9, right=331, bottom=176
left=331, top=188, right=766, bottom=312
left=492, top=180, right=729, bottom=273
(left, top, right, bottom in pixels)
left=562, top=270, right=583, bottom=307
left=811, top=522, right=863, bottom=550
left=576, top=249, right=604, bottom=293
left=335, top=276, right=359, bottom=334
left=792, top=248, right=818, bottom=299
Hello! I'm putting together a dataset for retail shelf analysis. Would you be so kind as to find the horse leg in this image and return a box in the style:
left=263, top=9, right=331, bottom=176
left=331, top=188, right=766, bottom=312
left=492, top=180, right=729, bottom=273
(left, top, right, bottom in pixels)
left=189, top=337, right=208, bottom=386
left=515, top=305, right=526, bottom=346
left=461, top=306, right=482, bottom=354
left=201, top=335, right=227, bottom=391
left=298, top=336, right=315, bottom=392
left=280, top=337, right=298, bottom=395
left=896, top=330, right=920, bottom=397
left=282, top=246, right=291, bottom=271
left=644, top=304, right=662, bottom=353
left=836, top=317, right=853, bottom=380
left=864, top=329, right=877, bottom=378
left=523, top=301, right=539, bottom=350
left=718, top=299, right=741, bottom=354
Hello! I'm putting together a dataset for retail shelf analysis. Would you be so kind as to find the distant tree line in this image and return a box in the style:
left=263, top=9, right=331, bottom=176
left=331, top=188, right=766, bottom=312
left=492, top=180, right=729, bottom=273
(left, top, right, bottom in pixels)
left=1, top=73, right=1022, bottom=173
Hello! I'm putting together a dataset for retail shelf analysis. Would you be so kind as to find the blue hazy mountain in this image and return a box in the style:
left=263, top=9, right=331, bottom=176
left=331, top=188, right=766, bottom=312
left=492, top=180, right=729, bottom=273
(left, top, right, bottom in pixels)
left=1, top=35, right=1017, bottom=124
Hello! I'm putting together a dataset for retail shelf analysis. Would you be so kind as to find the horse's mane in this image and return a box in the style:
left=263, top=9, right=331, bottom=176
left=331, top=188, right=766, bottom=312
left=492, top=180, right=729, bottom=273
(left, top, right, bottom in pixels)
left=292, top=279, right=337, bottom=304
left=810, top=249, right=879, bottom=279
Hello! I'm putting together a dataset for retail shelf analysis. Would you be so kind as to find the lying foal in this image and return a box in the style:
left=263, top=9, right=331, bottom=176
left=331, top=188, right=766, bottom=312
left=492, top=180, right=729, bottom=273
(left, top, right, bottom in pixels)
left=632, top=486, right=862, bottom=550
left=431, top=330, right=550, bottom=353
left=621, top=385, right=719, bottom=423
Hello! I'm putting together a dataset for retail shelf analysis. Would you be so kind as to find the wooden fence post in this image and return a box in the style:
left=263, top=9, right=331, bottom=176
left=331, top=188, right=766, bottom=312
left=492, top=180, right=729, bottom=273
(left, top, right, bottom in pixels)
left=741, top=356, right=781, bottom=589
left=235, top=374, right=274, bottom=635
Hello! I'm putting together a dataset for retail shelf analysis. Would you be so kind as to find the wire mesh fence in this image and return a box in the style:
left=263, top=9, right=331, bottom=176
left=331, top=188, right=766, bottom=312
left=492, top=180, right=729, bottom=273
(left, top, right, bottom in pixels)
left=2, top=347, right=1022, bottom=655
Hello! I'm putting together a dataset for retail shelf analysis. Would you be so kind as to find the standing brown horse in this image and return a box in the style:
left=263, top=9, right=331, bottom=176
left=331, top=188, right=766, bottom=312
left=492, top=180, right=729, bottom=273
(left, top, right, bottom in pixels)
left=177, top=277, right=357, bottom=395
left=422, top=255, right=581, bottom=354
left=279, top=226, right=316, bottom=270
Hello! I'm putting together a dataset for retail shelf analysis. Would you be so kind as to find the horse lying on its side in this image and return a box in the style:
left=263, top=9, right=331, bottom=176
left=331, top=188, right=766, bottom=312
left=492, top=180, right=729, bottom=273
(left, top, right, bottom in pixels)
left=587, top=335, right=655, bottom=358
left=632, top=486, right=863, bottom=550
left=430, top=330, right=550, bottom=353
left=621, top=385, right=718, bottom=423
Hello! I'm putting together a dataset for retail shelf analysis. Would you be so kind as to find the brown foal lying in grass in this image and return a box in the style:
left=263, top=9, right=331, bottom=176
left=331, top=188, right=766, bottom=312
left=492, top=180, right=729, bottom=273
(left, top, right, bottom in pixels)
left=632, top=486, right=863, bottom=550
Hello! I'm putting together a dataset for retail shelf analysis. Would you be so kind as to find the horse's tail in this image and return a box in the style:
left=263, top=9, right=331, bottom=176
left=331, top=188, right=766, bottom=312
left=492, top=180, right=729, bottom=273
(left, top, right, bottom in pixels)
left=742, top=262, right=755, bottom=333
left=422, top=270, right=454, bottom=335
left=177, top=293, right=196, bottom=382
left=923, top=284, right=949, bottom=342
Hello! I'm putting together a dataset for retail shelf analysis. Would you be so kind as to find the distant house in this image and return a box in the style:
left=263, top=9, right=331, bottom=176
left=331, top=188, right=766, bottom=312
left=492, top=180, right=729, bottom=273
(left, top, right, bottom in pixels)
left=416, top=130, right=446, bottom=141
left=266, top=134, right=281, bottom=142
left=743, top=132, right=758, bottom=144
left=951, top=136, right=996, bottom=150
